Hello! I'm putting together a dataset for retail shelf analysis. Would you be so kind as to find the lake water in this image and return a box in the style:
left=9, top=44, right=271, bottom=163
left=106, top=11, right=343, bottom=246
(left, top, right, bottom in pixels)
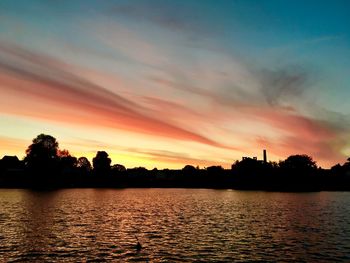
left=0, top=189, right=350, bottom=262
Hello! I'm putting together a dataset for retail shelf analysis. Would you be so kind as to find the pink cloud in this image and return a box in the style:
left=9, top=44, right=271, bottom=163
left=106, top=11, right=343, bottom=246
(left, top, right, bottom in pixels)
left=0, top=42, right=236, bottom=150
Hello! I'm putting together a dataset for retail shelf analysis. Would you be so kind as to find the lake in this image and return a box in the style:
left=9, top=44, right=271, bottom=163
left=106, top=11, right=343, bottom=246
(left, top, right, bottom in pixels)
left=1, top=189, right=350, bottom=262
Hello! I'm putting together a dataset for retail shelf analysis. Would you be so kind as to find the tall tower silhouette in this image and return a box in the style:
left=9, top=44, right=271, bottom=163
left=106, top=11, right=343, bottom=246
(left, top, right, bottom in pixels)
left=263, top=149, right=267, bottom=163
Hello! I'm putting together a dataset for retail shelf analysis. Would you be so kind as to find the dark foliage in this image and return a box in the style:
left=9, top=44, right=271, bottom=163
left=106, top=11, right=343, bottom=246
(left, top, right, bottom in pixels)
left=93, top=151, right=111, bottom=176
left=1, top=134, right=350, bottom=191
left=77, top=157, right=92, bottom=173
left=24, top=134, right=59, bottom=172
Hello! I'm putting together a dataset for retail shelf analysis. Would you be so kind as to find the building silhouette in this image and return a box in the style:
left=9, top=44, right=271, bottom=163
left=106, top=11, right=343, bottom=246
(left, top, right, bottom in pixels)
left=241, top=150, right=267, bottom=163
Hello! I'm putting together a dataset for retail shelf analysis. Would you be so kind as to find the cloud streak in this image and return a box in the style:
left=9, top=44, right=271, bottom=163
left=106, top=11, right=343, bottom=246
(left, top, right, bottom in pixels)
left=258, top=67, right=308, bottom=106
left=0, top=41, right=236, bottom=150
left=145, top=52, right=348, bottom=166
left=0, top=0, right=349, bottom=169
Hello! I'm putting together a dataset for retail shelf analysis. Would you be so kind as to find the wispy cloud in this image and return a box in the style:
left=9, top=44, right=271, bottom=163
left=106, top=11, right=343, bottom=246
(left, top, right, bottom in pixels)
left=144, top=47, right=348, bottom=166
left=0, top=0, right=349, bottom=169
left=0, top=41, right=236, bottom=150
left=0, top=135, right=29, bottom=158
left=108, top=0, right=221, bottom=37
left=123, top=148, right=231, bottom=168
left=257, top=67, right=309, bottom=106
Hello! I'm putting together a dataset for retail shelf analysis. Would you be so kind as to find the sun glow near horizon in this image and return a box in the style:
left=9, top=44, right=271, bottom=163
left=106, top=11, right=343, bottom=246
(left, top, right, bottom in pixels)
left=1, top=0, right=350, bottom=169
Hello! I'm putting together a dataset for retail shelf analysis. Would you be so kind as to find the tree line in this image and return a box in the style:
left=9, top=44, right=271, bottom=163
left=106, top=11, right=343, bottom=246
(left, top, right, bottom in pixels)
left=1, top=134, right=350, bottom=190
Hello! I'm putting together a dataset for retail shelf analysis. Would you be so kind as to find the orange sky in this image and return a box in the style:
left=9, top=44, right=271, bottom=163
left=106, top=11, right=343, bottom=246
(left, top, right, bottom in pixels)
left=1, top=1, right=350, bottom=169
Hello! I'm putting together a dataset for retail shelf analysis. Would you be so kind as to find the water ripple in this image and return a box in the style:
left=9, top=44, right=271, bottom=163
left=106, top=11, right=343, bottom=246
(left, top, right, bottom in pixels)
left=0, top=189, right=350, bottom=262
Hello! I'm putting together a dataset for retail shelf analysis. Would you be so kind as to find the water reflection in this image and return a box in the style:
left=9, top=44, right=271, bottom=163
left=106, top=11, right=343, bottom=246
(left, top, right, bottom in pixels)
left=0, top=189, right=350, bottom=262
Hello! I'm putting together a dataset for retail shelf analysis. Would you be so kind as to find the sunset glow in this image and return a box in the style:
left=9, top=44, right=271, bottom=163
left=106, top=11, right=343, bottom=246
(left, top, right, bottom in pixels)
left=1, top=0, right=349, bottom=168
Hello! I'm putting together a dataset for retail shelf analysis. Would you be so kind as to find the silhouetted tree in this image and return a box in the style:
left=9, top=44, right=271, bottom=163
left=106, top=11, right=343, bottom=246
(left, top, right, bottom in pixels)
left=128, top=167, right=148, bottom=174
left=331, top=163, right=343, bottom=174
left=182, top=165, right=197, bottom=175
left=112, top=164, right=126, bottom=172
left=230, top=157, right=274, bottom=189
left=58, top=149, right=77, bottom=175
left=24, top=134, right=59, bottom=174
left=277, top=154, right=319, bottom=190
left=57, top=149, right=69, bottom=157
left=77, top=157, right=92, bottom=172
left=92, top=151, right=111, bottom=176
left=342, top=158, right=350, bottom=171
left=330, top=158, right=350, bottom=177
left=206, top=165, right=224, bottom=173
left=279, top=154, right=317, bottom=173
left=3, top=133, right=350, bottom=190
left=21, top=134, right=63, bottom=188
left=232, top=157, right=267, bottom=176
left=183, top=165, right=196, bottom=171
left=1, top=156, right=22, bottom=170
left=327, top=158, right=350, bottom=190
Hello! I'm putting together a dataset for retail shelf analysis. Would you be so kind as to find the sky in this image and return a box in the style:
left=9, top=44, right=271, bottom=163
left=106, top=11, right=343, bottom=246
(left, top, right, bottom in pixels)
left=0, top=0, right=349, bottom=169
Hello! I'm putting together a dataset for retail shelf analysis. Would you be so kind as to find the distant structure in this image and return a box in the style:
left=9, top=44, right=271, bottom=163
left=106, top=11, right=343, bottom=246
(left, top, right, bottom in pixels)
left=263, top=149, right=267, bottom=163
left=0, top=155, right=24, bottom=174
left=242, top=150, right=268, bottom=163
left=1, top=155, right=23, bottom=172
left=242, top=156, right=257, bottom=161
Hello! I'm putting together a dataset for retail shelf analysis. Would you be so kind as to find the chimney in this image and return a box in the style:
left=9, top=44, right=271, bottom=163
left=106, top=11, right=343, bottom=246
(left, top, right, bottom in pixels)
left=263, top=149, right=267, bottom=163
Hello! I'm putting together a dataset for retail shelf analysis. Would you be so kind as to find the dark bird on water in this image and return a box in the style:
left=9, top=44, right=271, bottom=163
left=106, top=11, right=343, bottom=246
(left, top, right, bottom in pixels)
left=135, top=236, right=142, bottom=251
left=136, top=241, right=142, bottom=251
